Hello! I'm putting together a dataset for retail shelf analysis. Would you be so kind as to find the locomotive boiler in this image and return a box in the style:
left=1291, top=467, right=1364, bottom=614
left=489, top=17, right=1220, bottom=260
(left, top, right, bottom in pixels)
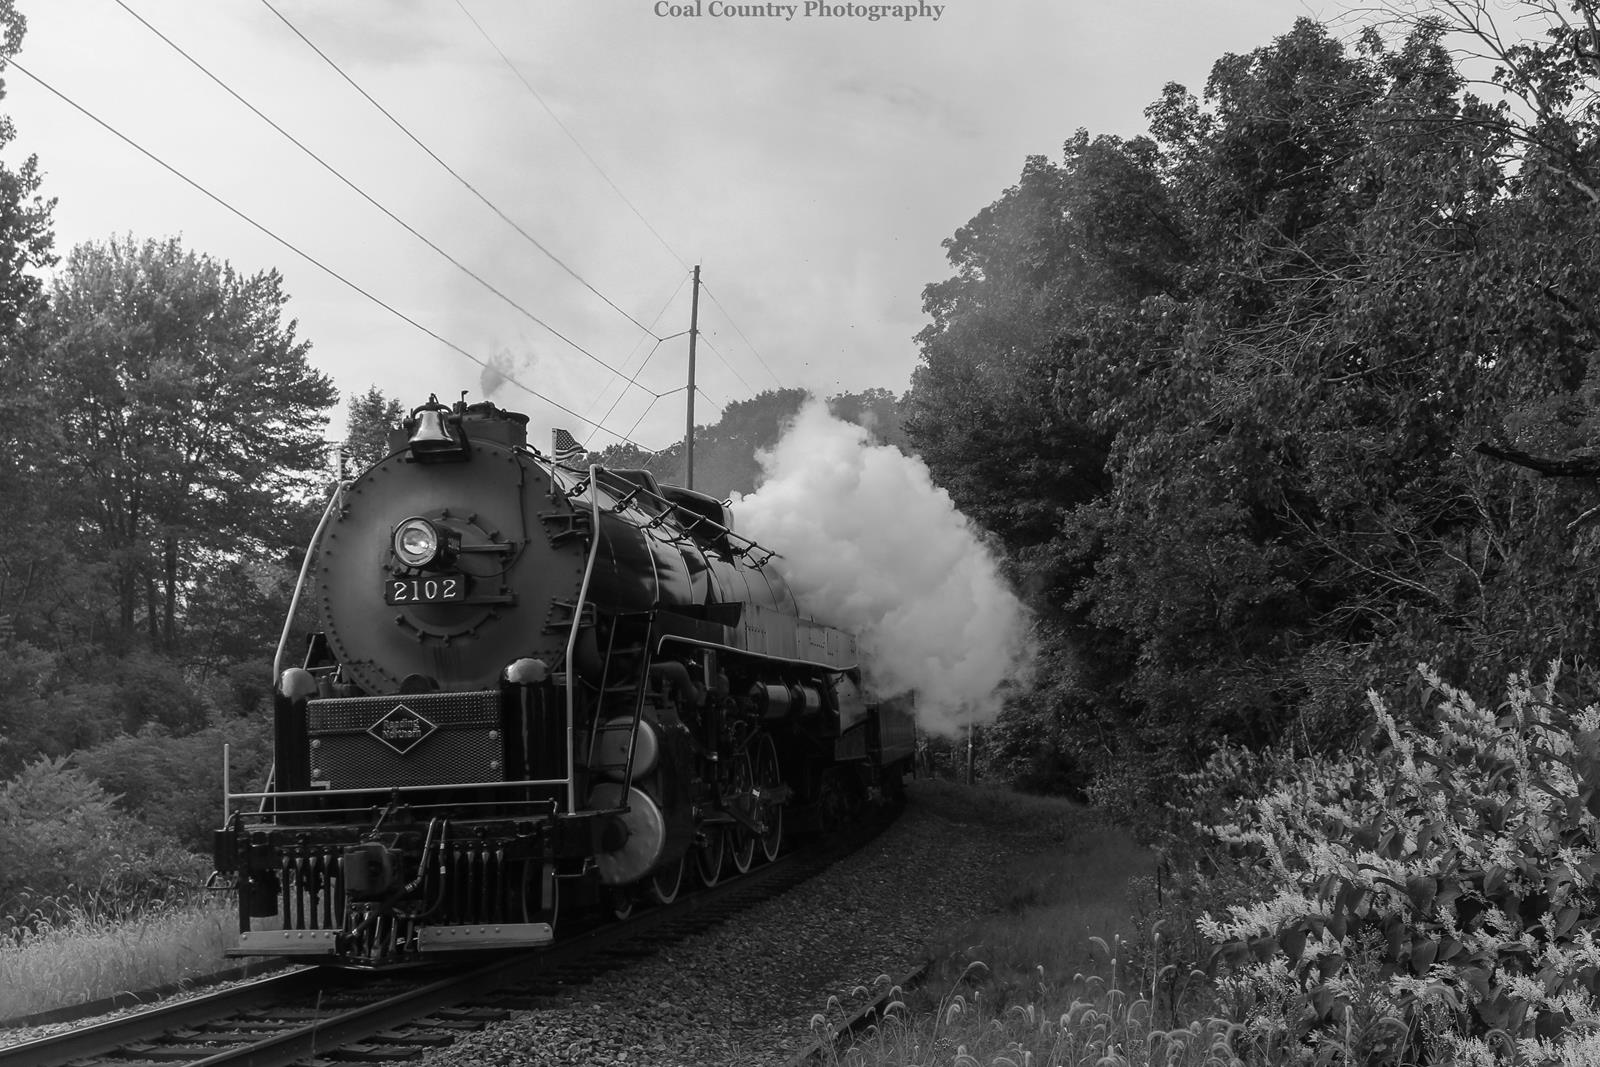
left=213, top=394, right=915, bottom=966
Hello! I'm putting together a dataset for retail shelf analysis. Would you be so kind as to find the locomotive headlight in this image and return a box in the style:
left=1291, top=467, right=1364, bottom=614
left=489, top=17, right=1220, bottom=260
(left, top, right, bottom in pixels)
left=392, top=517, right=441, bottom=567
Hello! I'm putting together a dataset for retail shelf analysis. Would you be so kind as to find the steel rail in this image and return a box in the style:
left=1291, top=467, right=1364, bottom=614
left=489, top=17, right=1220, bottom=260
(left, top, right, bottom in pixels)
left=782, top=962, right=931, bottom=1067
left=0, top=968, right=324, bottom=1067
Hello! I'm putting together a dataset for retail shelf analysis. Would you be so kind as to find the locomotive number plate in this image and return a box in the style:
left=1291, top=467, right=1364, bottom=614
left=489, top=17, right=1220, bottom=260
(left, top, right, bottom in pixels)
left=385, top=575, right=467, bottom=604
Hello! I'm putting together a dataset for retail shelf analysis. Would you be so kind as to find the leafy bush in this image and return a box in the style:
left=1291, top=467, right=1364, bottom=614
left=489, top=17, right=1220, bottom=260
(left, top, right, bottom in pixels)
left=0, top=756, right=202, bottom=936
left=73, top=718, right=272, bottom=852
left=1196, top=665, right=1600, bottom=1065
left=0, top=641, right=120, bottom=777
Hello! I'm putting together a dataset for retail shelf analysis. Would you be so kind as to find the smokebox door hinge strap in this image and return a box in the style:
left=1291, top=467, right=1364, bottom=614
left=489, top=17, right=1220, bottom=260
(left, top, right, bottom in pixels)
left=546, top=599, right=597, bottom=634
left=539, top=510, right=592, bottom=547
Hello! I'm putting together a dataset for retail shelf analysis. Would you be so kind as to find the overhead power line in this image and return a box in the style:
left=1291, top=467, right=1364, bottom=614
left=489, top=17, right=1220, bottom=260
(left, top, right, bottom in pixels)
left=449, top=3, right=786, bottom=407
left=584, top=275, right=689, bottom=422
left=453, top=0, right=692, bottom=273
left=695, top=334, right=755, bottom=396
left=257, top=0, right=663, bottom=339
left=117, top=0, right=660, bottom=404
left=699, top=279, right=785, bottom=389
left=581, top=272, right=691, bottom=448
left=624, top=394, right=664, bottom=447
left=585, top=338, right=667, bottom=452
left=267, top=0, right=784, bottom=414
left=9, top=59, right=656, bottom=450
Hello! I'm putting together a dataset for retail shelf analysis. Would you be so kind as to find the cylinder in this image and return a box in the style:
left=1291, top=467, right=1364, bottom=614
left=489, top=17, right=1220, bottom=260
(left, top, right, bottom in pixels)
left=592, top=716, right=660, bottom=781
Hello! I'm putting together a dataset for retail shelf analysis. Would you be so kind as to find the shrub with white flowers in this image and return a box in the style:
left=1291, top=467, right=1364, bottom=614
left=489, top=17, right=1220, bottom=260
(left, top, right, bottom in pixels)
left=1198, top=664, right=1600, bottom=1065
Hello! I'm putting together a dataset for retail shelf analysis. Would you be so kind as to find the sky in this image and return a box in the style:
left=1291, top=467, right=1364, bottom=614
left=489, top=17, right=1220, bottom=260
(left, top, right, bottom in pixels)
left=2, top=0, right=1328, bottom=454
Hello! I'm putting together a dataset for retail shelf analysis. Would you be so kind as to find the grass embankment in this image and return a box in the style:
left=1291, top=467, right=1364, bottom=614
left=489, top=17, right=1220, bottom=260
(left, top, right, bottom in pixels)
left=827, top=780, right=1241, bottom=1067
left=0, top=897, right=243, bottom=1023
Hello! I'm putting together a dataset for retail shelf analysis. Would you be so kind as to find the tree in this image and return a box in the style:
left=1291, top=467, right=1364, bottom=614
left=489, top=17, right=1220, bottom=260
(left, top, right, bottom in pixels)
left=1373, top=0, right=1600, bottom=203
left=72, top=719, right=271, bottom=852
left=825, top=388, right=909, bottom=452
left=909, top=16, right=1600, bottom=820
left=599, top=388, right=810, bottom=498
left=41, top=235, right=337, bottom=655
left=597, top=387, right=907, bottom=501
left=0, top=0, right=59, bottom=638
left=342, top=384, right=404, bottom=476
left=0, top=2, right=55, bottom=339
left=0, top=757, right=198, bottom=929
left=907, top=134, right=1176, bottom=562
left=0, top=2, right=89, bottom=777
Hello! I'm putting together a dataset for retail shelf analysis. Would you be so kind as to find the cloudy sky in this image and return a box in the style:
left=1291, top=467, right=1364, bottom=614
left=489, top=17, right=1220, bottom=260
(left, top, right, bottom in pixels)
left=4, top=0, right=1325, bottom=453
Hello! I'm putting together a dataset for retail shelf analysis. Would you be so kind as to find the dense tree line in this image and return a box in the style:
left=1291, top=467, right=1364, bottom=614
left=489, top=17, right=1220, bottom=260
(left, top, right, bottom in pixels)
left=908, top=11, right=1600, bottom=820
left=598, top=386, right=907, bottom=499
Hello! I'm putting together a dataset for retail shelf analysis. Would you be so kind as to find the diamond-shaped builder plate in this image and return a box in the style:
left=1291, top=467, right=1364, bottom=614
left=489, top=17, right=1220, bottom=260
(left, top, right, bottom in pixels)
left=367, top=703, right=438, bottom=755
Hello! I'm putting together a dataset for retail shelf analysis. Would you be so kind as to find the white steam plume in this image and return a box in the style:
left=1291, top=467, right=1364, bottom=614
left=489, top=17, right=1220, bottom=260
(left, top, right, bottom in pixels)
left=736, top=400, right=1034, bottom=737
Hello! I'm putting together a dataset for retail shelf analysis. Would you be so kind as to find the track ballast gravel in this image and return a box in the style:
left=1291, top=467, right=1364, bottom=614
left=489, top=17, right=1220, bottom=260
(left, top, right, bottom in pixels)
left=412, top=782, right=1041, bottom=1066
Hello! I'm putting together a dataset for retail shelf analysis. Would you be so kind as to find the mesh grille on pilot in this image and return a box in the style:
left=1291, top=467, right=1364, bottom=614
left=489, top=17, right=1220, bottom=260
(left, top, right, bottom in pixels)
left=306, top=691, right=503, bottom=790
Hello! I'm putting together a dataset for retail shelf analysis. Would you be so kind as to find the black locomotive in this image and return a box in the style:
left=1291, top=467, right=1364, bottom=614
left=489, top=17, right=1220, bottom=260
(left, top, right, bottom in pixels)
left=212, top=395, right=915, bottom=965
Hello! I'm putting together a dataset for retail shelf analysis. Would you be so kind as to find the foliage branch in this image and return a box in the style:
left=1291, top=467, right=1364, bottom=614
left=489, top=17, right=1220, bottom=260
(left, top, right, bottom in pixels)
left=1198, top=666, right=1600, bottom=1064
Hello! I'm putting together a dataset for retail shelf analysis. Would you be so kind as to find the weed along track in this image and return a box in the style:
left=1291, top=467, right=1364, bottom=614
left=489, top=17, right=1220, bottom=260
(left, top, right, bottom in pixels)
left=782, top=962, right=929, bottom=1067
left=2, top=820, right=886, bottom=1067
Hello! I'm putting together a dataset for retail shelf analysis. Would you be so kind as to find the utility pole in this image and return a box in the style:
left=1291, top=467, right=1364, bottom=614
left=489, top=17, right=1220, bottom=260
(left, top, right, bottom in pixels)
left=683, top=264, right=702, bottom=490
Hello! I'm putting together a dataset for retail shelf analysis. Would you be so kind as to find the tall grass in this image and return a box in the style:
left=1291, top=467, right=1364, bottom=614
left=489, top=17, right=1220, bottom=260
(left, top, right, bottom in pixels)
left=0, top=893, right=244, bottom=1024
left=825, top=965, right=1249, bottom=1067
left=821, top=781, right=1246, bottom=1066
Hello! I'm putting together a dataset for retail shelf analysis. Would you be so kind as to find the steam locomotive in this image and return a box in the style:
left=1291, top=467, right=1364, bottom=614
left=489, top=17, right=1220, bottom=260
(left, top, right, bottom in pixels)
left=212, top=395, right=915, bottom=966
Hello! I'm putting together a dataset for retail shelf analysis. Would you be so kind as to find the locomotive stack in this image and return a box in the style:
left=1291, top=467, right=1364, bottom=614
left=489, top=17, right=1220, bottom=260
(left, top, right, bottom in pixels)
left=212, top=395, right=914, bottom=966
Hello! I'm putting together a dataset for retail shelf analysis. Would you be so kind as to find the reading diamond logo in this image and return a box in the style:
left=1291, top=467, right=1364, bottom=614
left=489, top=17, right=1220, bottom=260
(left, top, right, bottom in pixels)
left=368, top=703, right=437, bottom=755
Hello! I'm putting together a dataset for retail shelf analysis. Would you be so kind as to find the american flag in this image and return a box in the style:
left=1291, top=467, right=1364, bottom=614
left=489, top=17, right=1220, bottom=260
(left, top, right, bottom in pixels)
left=552, top=428, right=585, bottom=464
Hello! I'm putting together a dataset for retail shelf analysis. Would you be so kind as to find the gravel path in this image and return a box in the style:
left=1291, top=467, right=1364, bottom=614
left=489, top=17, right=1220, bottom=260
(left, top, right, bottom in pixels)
left=413, top=782, right=1039, bottom=1066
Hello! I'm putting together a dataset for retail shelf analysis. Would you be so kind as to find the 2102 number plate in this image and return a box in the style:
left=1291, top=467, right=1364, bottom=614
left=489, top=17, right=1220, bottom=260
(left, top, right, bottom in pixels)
left=385, top=575, right=467, bottom=604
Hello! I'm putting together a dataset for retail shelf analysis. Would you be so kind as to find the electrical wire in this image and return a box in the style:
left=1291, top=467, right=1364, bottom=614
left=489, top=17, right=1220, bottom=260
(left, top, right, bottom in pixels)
left=450, top=3, right=788, bottom=409
left=695, top=334, right=756, bottom=395
left=454, top=0, right=692, bottom=273
left=257, top=0, right=663, bottom=338
left=699, top=279, right=785, bottom=389
left=695, top=385, right=725, bottom=411
left=8, top=59, right=654, bottom=449
left=268, top=0, right=783, bottom=424
left=583, top=337, right=667, bottom=451
left=624, top=394, right=662, bottom=447
left=267, top=0, right=787, bottom=424
left=118, top=0, right=661, bottom=402
left=581, top=272, right=690, bottom=425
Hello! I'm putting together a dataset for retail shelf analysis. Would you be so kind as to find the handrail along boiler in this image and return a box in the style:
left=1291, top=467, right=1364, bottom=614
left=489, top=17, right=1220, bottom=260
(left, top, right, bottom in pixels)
left=212, top=395, right=914, bottom=965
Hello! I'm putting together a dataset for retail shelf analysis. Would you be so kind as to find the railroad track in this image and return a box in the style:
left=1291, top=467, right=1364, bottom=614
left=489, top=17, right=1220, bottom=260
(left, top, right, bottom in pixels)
left=783, top=962, right=929, bottom=1067
left=2, top=812, right=893, bottom=1067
